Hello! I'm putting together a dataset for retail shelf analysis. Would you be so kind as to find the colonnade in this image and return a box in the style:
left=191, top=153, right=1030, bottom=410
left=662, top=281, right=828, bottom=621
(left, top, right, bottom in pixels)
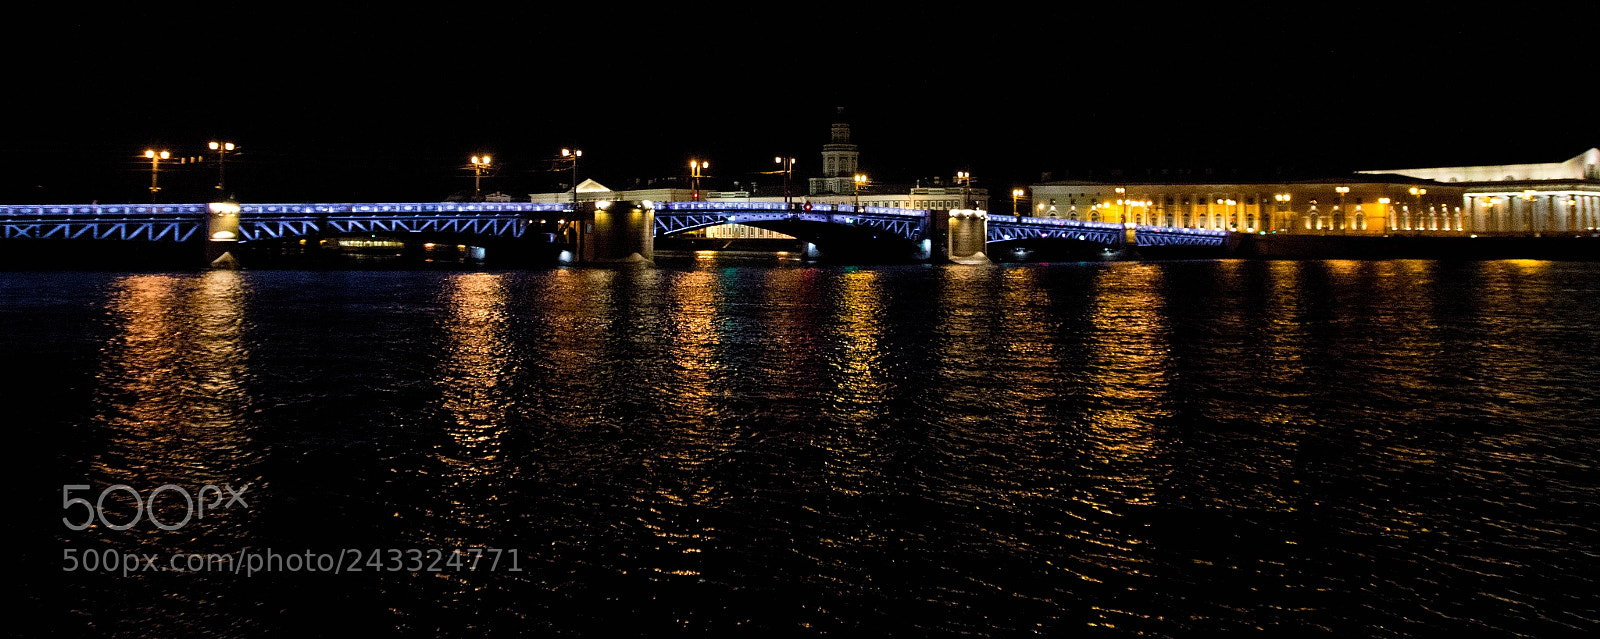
left=1462, top=192, right=1600, bottom=234
left=1034, top=187, right=1599, bottom=235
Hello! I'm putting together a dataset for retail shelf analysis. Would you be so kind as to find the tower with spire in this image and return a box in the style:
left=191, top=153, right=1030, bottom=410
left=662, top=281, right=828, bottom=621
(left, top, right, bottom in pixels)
left=809, top=107, right=861, bottom=195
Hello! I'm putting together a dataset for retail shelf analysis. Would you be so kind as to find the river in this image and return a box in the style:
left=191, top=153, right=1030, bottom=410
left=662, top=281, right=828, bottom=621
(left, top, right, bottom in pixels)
left=9, top=257, right=1598, bottom=636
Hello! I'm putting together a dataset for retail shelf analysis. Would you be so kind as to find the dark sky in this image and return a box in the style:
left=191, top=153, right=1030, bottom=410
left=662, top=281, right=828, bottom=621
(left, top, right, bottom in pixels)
left=5, top=6, right=1594, bottom=204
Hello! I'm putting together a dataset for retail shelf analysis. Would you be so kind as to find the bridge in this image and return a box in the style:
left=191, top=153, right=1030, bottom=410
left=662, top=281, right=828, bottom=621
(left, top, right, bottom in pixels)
left=1, top=201, right=1228, bottom=265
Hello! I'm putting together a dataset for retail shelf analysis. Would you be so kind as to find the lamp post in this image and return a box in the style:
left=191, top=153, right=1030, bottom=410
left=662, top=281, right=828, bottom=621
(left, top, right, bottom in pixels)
left=689, top=159, right=709, bottom=201
left=562, top=148, right=582, bottom=209
left=956, top=171, right=971, bottom=209
left=774, top=156, right=796, bottom=207
left=208, top=141, right=235, bottom=197
left=143, top=149, right=170, bottom=204
left=1114, top=187, right=1126, bottom=224
left=469, top=154, right=492, bottom=202
left=853, top=173, right=867, bottom=209
left=1334, top=186, right=1350, bottom=234
left=1378, top=197, right=1392, bottom=232
left=1013, top=188, right=1025, bottom=220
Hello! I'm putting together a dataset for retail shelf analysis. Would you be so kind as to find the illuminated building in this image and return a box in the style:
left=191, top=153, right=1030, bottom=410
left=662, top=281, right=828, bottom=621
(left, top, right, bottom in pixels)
left=804, top=107, right=990, bottom=211
left=1029, top=148, right=1598, bottom=235
left=1361, top=148, right=1599, bottom=233
left=1029, top=176, right=1459, bottom=234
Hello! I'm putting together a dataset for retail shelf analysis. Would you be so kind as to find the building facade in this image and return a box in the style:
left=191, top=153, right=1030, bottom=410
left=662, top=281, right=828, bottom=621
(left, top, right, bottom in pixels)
left=1030, top=178, right=1465, bottom=234
left=1360, top=148, right=1600, bottom=234
left=1030, top=149, right=1599, bottom=235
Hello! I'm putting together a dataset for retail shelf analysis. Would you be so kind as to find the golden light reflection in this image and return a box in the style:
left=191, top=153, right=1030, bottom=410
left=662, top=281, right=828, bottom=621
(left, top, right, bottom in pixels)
left=638, top=269, right=738, bottom=563
left=1247, top=261, right=1319, bottom=507
left=437, top=273, right=511, bottom=492
left=1082, top=263, right=1171, bottom=509
left=820, top=268, right=889, bottom=495
left=91, top=272, right=256, bottom=540
left=1261, top=261, right=1311, bottom=388
left=545, top=268, right=612, bottom=380
left=1502, top=258, right=1550, bottom=275
left=659, top=268, right=734, bottom=490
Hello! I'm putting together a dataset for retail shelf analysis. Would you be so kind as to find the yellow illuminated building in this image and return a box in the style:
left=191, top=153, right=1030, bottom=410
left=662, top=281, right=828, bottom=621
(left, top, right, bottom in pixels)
left=1030, top=148, right=1599, bottom=235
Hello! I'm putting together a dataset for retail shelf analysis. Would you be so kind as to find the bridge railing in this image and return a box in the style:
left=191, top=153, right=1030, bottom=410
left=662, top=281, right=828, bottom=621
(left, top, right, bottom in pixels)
left=2, top=204, right=208, bottom=217
left=242, top=202, right=569, bottom=215
left=1133, top=225, right=1229, bottom=236
left=2, top=203, right=571, bottom=218
left=654, top=201, right=928, bottom=217
left=988, top=215, right=1125, bottom=231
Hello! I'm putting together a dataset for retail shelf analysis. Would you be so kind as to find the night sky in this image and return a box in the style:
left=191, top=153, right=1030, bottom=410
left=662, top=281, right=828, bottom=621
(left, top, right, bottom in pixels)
left=5, top=6, right=1594, bottom=205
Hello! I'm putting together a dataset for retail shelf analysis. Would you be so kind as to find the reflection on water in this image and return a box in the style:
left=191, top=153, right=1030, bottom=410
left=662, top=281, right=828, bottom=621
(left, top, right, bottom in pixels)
left=92, top=272, right=257, bottom=524
left=13, top=258, right=1599, bottom=636
left=436, top=273, right=511, bottom=529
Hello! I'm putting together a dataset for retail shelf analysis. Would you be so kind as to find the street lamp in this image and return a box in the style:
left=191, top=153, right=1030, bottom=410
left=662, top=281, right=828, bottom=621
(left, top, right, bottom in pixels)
left=1274, top=193, right=1292, bottom=232
left=469, top=154, right=492, bottom=202
left=1115, top=187, right=1126, bottom=224
left=1378, top=197, right=1392, bottom=232
left=1334, top=186, right=1350, bottom=234
left=562, top=148, right=582, bottom=209
left=208, top=141, right=235, bottom=196
left=689, top=159, right=709, bottom=201
left=1013, top=188, right=1025, bottom=220
left=853, top=173, right=868, bottom=209
left=774, top=156, right=796, bottom=207
left=143, top=149, right=170, bottom=204
left=956, top=171, right=971, bottom=209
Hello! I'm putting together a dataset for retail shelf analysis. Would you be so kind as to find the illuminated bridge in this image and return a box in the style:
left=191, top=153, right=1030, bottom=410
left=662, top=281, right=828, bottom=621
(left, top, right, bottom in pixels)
left=1, top=201, right=1229, bottom=264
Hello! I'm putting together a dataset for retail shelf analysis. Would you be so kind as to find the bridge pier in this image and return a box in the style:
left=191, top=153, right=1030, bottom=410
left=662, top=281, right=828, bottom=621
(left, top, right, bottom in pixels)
left=205, top=202, right=242, bottom=268
left=928, top=209, right=989, bottom=263
left=576, top=201, right=654, bottom=264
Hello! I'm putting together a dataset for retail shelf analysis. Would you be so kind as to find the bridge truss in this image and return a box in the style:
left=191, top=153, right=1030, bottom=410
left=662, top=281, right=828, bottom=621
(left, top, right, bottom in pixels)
left=987, top=216, right=1125, bottom=244
left=653, top=201, right=928, bottom=242
left=1133, top=225, right=1229, bottom=247
left=2, top=204, right=207, bottom=242
left=4, top=201, right=1229, bottom=250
